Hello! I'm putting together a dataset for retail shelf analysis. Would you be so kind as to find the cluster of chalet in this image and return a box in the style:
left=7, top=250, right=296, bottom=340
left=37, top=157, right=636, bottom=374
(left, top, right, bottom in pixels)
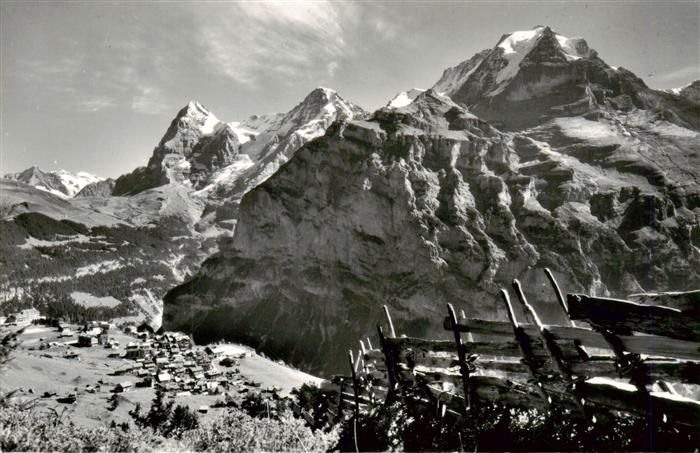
left=113, top=329, right=247, bottom=396
left=77, top=321, right=114, bottom=347
left=0, top=308, right=43, bottom=328
left=33, top=319, right=118, bottom=353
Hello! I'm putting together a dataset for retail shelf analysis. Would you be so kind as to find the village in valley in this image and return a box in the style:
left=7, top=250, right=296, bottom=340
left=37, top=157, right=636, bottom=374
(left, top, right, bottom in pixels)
left=0, top=308, right=323, bottom=427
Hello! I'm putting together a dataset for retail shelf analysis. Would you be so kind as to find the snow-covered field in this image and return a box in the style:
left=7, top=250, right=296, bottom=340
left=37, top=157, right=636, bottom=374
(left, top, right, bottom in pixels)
left=71, top=291, right=122, bottom=308
left=18, top=234, right=92, bottom=250
left=75, top=260, right=123, bottom=277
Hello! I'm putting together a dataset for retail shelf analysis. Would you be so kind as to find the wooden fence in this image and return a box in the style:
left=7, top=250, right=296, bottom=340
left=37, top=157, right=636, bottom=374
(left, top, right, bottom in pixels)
left=320, top=269, right=700, bottom=430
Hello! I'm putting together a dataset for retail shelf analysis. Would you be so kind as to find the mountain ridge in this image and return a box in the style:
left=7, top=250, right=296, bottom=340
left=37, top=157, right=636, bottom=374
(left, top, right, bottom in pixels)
left=3, top=167, right=104, bottom=199
left=162, top=27, right=700, bottom=376
left=113, top=88, right=366, bottom=199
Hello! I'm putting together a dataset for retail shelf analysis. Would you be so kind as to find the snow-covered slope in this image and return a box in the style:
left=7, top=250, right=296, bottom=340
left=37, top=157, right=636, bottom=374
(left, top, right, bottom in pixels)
left=54, top=170, right=105, bottom=197
left=198, top=88, right=366, bottom=203
left=4, top=167, right=104, bottom=198
left=386, top=88, right=426, bottom=109
left=666, top=80, right=700, bottom=104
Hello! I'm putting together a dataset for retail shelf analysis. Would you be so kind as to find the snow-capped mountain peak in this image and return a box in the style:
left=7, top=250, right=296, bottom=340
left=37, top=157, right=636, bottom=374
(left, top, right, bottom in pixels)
left=496, top=25, right=591, bottom=60
left=181, top=100, right=220, bottom=135
left=208, top=87, right=366, bottom=194
left=53, top=170, right=104, bottom=197
left=280, top=87, right=361, bottom=129
left=665, top=80, right=700, bottom=104
left=156, top=101, right=223, bottom=153
left=386, top=88, right=426, bottom=109
left=492, top=26, right=594, bottom=89
left=428, top=25, right=654, bottom=129
left=496, top=27, right=542, bottom=54
left=433, top=25, right=600, bottom=104
left=3, top=166, right=104, bottom=198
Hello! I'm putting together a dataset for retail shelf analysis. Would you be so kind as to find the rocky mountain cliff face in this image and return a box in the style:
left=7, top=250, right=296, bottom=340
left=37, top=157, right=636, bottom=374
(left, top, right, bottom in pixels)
left=164, top=27, right=700, bottom=376
left=112, top=101, right=228, bottom=195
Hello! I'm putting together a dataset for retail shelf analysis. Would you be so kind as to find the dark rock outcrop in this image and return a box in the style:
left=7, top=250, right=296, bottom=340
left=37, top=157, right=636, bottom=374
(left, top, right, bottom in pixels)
left=113, top=101, right=226, bottom=195
left=75, top=178, right=115, bottom=198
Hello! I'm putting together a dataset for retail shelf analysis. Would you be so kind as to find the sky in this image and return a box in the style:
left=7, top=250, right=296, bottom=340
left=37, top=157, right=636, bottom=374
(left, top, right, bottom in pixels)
left=1, top=1, right=698, bottom=179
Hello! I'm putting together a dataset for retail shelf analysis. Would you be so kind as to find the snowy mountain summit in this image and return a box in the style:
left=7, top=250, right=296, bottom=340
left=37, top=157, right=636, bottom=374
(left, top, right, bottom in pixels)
left=386, top=88, right=426, bottom=109
left=3, top=166, right=104, bottom=198
left=432, top=25, right=698, bottom=130
left=434, top=25, right=595, bottom=98
left=491, top=26, right=594, bottom=90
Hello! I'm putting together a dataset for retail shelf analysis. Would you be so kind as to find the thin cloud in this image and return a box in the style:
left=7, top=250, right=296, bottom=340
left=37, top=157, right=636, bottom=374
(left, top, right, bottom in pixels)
left=17, top=57, right=115, bottom=112
left=7, top=12, right=187, bottom=115
left=327, top=61, right=339, bottom=77
left=131, top=86, right=168, bottom=115
left=197, top=2, right=356, bottom=87
left=73, top=96, right=116, bottom=113
left=5, top=2, right=409, bottom=117
left=656, top=65, right=699, bottom=82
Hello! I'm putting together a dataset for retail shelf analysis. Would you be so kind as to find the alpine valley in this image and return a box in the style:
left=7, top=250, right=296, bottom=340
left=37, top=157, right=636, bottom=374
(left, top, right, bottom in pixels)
left=3, top=26, right=699, bottom=376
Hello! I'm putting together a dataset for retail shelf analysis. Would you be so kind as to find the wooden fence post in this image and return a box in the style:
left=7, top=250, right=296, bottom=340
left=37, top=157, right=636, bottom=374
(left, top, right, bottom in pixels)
left=377, top=324, right=397, bottom=400
left=512, top=279, right=572, bottom=380
left=544, top=268, right=573, bottom=323
left=512, top=279, right=597, bottom=423
left=544, top=269, right=591, bottom=361
left=337, top=377, right=347, bottom=418
left=537, top=272, right=650, bottom=419
left=598, top=328, right=649, bottom=394
left=383, top=305, right=396, bottom=338
left=447, top=303, right=471, bottom=410
left=349, top=350, right=360, bottom=416
left=500, top=289, right=552, bottom=405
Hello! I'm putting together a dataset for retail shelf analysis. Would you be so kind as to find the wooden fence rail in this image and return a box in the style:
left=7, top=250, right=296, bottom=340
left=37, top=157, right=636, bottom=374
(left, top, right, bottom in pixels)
left=320, top=269, right=700, bottom=429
